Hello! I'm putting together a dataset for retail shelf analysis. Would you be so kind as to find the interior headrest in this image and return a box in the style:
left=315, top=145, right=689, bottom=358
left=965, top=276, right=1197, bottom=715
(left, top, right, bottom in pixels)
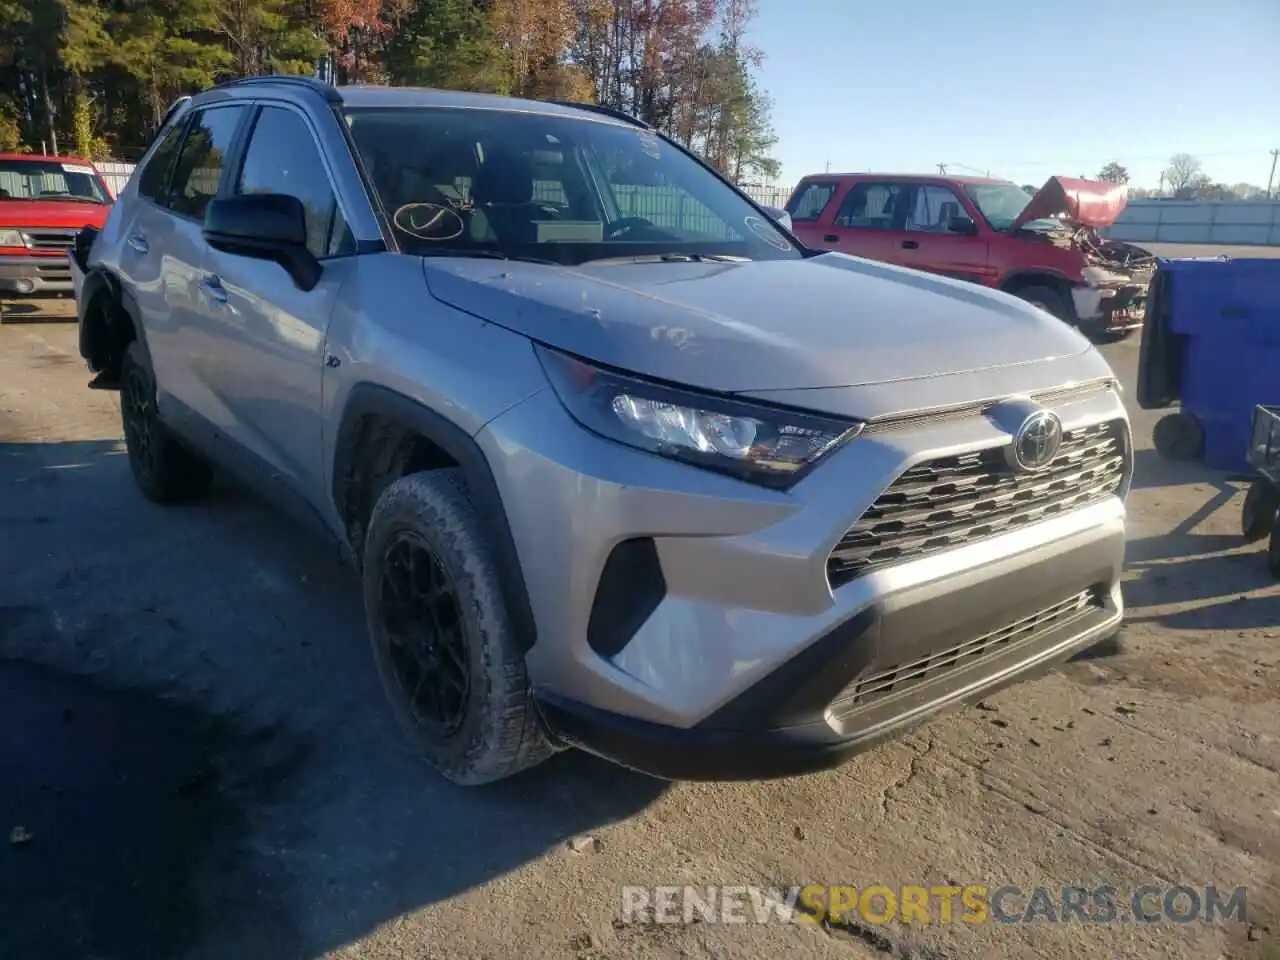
left=471, top=149, right=534, bottom=205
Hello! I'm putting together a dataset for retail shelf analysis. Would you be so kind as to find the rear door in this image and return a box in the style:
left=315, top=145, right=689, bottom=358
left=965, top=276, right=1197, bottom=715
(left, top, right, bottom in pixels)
left=121, top=103, right=250, bottom=431
left=892, top=183, right=995, bottom=284
left=784, top=178, right=840, bottom=248
left=819, top=179, right=915, bottom=265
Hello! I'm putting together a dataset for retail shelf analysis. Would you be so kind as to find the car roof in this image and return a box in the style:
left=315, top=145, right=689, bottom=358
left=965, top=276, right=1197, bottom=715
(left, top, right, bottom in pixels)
left=803, top=172, right=1012, bottom=186
left=187, top=78, right=640, bottom=129
left=0, top=152, right=98, bottom=166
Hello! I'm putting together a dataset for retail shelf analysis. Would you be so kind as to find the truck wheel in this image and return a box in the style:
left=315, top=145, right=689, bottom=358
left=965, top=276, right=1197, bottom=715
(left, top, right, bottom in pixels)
left=120, top=340, right=214, bottom=502
left=1014, top=285, right=1072, bottom=323
left=362, top=468, right=554, bottom=785
left=1152, top=412, right=1204, bottom=462
left=1242, top=482, right=1279, bottom=544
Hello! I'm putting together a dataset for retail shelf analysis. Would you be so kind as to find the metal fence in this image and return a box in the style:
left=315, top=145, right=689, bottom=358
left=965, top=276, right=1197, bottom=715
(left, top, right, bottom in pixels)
left=1101, top=199, right=1280, bottom=247
left=96, top=161, right=137, bottom=198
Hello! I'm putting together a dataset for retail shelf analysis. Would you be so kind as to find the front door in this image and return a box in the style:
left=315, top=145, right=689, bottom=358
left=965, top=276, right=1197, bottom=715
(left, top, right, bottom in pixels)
left=892, top=183, right=994, bottom=285
left=823, top=180, right=914, bottom=266
left=196, top=103, right=358, bottom=504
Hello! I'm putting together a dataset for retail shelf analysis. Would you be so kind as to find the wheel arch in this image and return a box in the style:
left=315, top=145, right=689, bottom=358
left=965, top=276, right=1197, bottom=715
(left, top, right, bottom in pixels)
left=999, top=268, right=1074, bottom=297
left=79, top=267, right=145, bottom=375
left=331, top=382, right=538, bottom=653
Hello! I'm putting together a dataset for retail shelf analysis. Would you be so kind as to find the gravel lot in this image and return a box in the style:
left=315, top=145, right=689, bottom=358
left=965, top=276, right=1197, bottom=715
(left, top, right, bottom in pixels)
left=0, top=296, right=1276, bottom=960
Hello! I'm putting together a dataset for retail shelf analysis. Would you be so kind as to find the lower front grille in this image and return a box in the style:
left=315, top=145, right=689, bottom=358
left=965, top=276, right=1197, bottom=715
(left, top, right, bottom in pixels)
left=828, top=419, right=1127, bottom=587
left=828, top=590, right=1100, bottom=719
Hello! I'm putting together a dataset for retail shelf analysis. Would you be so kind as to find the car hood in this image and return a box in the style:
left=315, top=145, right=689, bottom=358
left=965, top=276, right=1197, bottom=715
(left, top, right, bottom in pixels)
left=422, top=252, right=1093, bottom=397
left=0, top=198, right=111, bottom=229
left=1010, top=177, right=1128, bottom=233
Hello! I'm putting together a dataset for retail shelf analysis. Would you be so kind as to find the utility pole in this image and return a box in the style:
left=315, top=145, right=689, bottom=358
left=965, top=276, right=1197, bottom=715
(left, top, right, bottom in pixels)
left=824, top=159, right=831, bottom=173
left=1267, top=149, right=1279, bottom=199
left=937, top=163, right=947, bottom=175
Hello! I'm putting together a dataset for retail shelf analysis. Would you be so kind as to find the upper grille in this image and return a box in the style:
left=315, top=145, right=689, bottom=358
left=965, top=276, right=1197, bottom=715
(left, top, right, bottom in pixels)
left=22, top=229, right=77, bottom=251
left=828, top=420, right=1126, bottom=587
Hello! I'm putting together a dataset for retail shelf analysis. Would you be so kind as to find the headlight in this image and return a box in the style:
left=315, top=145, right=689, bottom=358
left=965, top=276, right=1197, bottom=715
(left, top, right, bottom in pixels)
left=536, top=345, right=861, bottom=489
left=0, top=229, right=28, bottom=248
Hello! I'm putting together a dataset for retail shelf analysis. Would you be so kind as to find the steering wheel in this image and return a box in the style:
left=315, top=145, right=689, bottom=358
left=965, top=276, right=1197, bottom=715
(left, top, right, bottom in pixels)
left=605, top=216, right=654, bottom=239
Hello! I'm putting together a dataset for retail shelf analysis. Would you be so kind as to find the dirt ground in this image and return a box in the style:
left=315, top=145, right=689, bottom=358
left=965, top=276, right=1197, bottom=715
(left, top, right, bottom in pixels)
left=0, top=297, right=1276, bottom=960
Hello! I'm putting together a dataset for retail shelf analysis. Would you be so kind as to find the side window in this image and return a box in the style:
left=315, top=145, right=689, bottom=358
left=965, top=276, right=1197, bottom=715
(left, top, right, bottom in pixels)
left=906, top=185, right=970, bottom=233
left=167, top=106, right=247, bottom=220
left=137, top=120, right=188, bottom=202
left=236, top=106, right=353, bottom=258
left=786, top=181, right=837, bottom=221
left=833, top=182, right=907, bottom=230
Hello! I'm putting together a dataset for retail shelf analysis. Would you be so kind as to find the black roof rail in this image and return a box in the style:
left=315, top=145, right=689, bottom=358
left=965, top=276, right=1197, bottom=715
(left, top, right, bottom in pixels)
left=544, top=99, right=649, bottom=129
left=214, top=74, right=341, bottom=104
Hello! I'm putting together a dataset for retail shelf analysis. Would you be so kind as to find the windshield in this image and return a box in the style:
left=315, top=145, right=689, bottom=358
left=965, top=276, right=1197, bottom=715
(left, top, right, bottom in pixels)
left=0, top=159, right=108, bottom=203
left=964, top=182, right=1053, bottom=231
left=343, top=107, right=799, bottom=265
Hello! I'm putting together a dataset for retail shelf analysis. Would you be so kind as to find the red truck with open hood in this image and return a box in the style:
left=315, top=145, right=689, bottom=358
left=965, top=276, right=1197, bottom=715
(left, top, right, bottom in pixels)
left=785, top=172, right=1153, bottom=338
left=0, top=153, right=113, bottom=306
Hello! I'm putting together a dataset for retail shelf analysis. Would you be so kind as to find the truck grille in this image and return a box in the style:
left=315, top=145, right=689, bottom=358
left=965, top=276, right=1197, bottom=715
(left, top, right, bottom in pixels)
left=827, top=420, right=1126, bottom=587
left=828, top=590, right=1100, bottom=719
left=22, top=228, right=78, bottom=252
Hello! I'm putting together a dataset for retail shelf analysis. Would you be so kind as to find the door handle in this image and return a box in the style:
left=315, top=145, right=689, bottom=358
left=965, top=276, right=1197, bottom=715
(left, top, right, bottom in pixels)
left=127, top=233, right=149, bottom=255
left=901, top=240, right=919, bottom=249
left=199, top=275, right=229, bottom=305
left=823, top=234, right=839, bottom=243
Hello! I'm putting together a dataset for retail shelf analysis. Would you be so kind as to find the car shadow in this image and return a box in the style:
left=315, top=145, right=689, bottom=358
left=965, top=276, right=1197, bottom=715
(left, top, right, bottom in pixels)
left=0, top=298, right=77, bottom=323
left=0, top=439, right=669, bottom=960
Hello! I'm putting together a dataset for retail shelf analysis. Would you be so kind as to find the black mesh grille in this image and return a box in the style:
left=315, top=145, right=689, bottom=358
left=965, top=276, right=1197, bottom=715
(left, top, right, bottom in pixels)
left=828, top=420, right=1126, bottom=587
left=828, top=590, right=1100, bottom=719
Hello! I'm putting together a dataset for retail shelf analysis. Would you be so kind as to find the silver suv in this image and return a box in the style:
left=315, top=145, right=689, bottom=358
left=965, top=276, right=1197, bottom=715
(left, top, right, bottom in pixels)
left=75, top=77, right=1130, bottom=785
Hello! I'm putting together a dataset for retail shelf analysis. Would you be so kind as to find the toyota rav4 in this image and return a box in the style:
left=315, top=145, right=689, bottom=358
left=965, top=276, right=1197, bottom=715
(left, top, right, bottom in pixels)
left=75, top=77, right=1130, bottom=785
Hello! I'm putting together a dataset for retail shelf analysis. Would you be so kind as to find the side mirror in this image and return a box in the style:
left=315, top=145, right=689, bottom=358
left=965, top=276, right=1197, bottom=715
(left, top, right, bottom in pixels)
left=761, top=205, right=793, bottom=231
left=947, top=215, right=979, bottom=236
left=203, top=193, right=320, bottom=291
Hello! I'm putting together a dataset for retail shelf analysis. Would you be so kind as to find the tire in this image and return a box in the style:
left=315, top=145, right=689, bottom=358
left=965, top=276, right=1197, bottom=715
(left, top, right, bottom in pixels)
left=119, top=340, right=214, bottom=503
left=1242, top=482, right=1279, bottom=544
left=1152, top=412, right=1205, bottom=462
left=1014, top=285, right=1073, bottom=324
left=362, top=468, right=554, bottom=785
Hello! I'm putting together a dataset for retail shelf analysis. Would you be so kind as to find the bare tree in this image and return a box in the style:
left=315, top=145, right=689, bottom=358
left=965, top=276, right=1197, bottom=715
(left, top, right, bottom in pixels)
left=1162, top=153, right=1202, bottom=194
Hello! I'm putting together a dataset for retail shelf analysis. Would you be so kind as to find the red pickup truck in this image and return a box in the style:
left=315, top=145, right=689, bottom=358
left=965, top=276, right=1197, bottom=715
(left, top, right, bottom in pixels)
left=0, top=152, right=113, bottom=306
left=784, top=173, right=1154, bottom=339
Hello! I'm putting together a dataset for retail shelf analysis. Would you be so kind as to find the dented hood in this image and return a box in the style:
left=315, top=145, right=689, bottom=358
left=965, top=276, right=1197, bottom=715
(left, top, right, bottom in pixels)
left=421, top=253, right=1093, bottom=403
left=1010, top=176, right=1127, bottom=232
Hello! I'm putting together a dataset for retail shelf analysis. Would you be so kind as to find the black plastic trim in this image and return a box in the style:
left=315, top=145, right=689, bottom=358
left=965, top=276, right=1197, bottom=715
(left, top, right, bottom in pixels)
left=587, top=538, right=667, bottom=658
left=331, top=383, right=538, bottom=652
left=543, top=100, right=649, bottom=128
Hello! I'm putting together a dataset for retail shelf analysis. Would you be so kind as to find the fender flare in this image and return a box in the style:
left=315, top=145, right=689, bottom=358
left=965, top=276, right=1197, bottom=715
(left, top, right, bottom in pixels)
left=77, top=267, right=118, bottom=367
left=332, top=383, right=539, bottom=653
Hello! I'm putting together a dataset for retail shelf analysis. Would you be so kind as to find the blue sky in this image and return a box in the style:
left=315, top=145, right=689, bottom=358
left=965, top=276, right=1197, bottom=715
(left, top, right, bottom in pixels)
left=749, top=0, right=1279, bottom=190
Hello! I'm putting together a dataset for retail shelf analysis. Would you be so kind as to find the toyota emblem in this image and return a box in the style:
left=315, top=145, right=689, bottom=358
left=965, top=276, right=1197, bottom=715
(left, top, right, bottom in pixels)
left=1009, top=410, right=1063, bottom=472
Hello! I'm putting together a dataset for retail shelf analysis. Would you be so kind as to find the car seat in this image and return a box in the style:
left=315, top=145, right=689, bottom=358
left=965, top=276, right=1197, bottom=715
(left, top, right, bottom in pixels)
left=471, top=148, right=556, bottom=244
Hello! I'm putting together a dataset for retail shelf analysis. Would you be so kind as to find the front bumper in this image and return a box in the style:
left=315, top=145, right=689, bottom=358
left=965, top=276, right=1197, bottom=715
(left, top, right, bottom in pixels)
left=1072, top=281, right=1149, bottom=333
left=479, top=380, right=1129, bottom=781
left=0, top=255, right=73, bottom=294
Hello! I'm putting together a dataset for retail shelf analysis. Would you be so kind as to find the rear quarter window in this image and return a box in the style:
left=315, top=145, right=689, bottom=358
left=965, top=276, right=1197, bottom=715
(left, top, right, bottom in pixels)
left=786, top=180, right=839, bottom=221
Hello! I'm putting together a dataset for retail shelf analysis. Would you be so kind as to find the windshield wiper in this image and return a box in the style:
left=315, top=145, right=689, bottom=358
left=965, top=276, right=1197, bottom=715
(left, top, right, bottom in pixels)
left=580, top=252, right=751, bottom=265
left=416, top=248, right=560, bottom=265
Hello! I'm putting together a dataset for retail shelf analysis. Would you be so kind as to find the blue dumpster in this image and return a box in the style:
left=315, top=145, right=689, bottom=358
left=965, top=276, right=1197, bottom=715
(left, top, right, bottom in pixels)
left=1137, top=257, right=1280, bottom=474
